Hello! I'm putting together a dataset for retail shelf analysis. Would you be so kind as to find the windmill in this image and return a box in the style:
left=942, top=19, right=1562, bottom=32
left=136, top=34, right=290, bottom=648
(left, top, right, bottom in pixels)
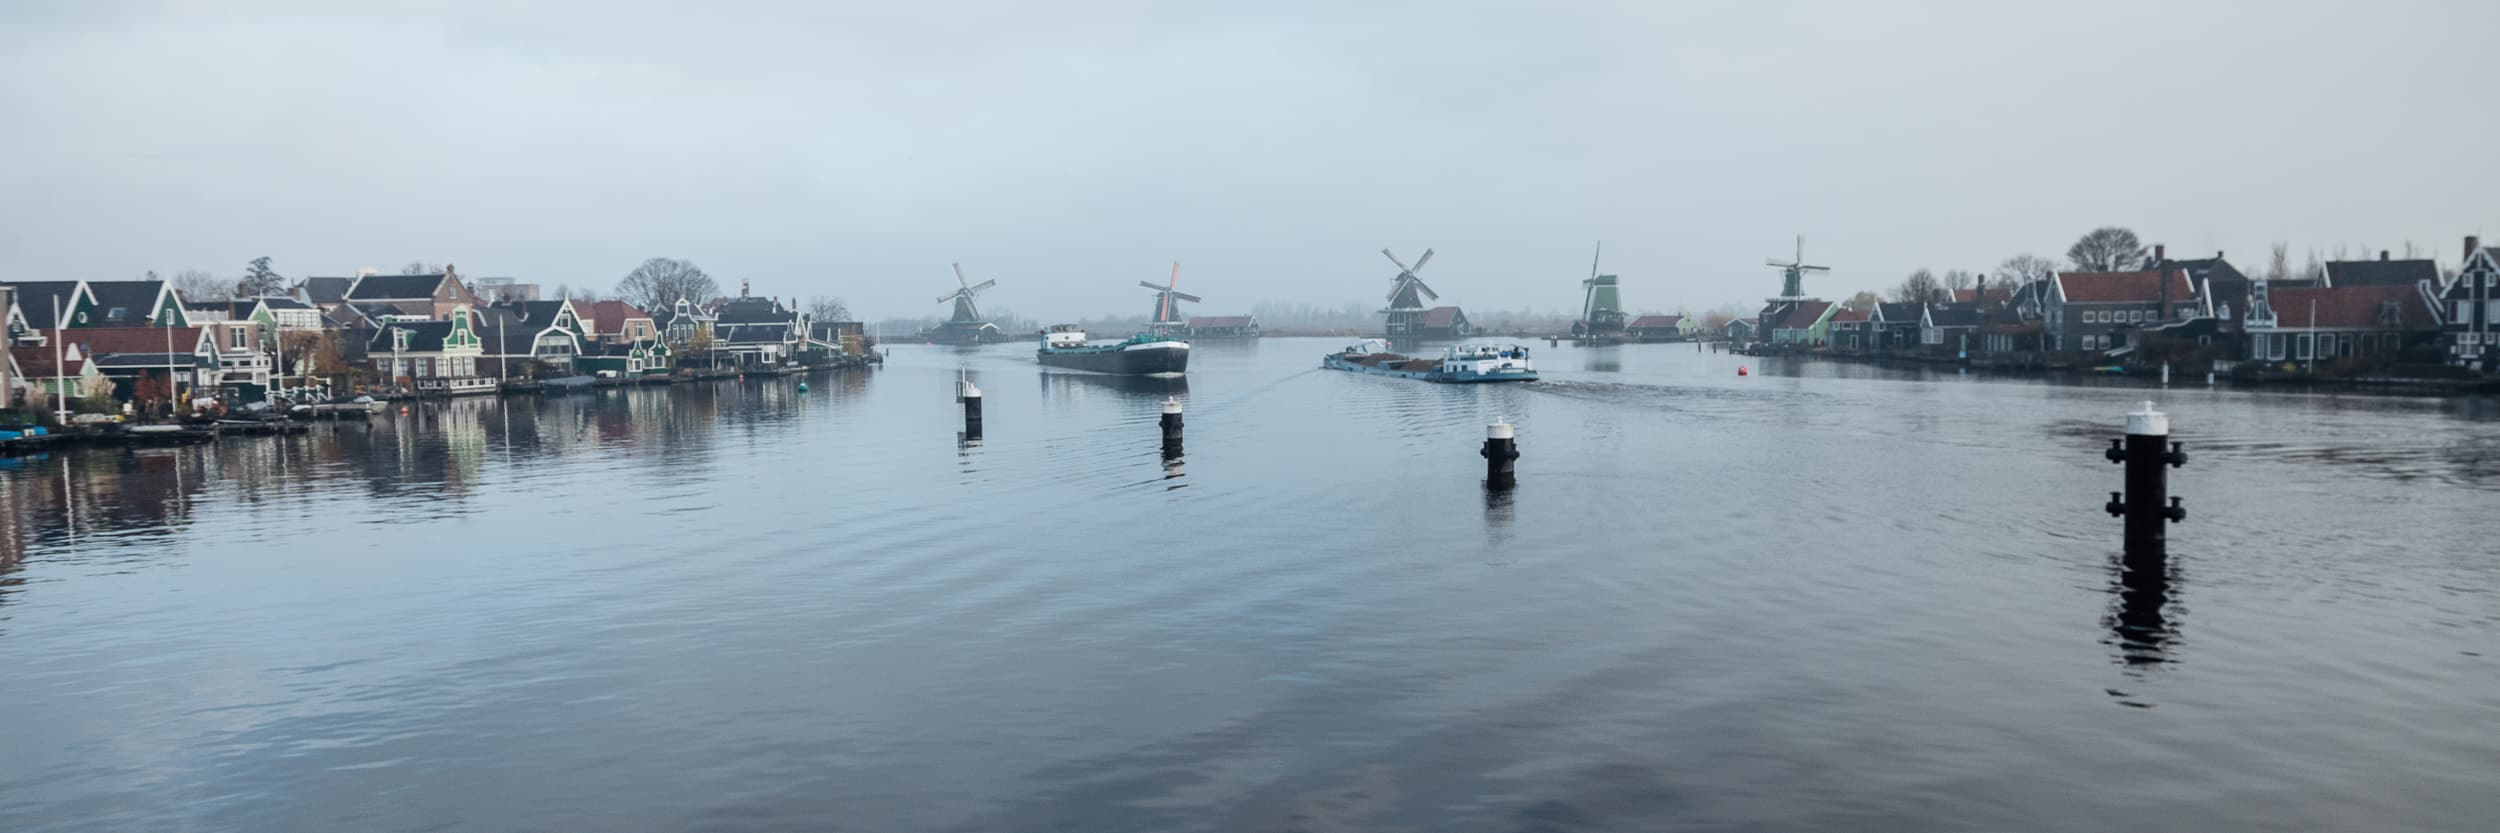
left=1380, top=247, right=1440, bottom=338
left=928, top=263, right=1000, bottom=345
left=1580, top=241, right=1625, bottom=337
left=1140, top=262, right=1201, bottom=329
left=1766, top=235, right=1829, bottom=302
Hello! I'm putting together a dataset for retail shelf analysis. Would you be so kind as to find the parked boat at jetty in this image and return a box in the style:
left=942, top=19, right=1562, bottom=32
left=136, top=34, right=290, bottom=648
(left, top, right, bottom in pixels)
left=1035, top=325, right=1190, bottom=376
left=1322, top=339, right=1539, bottom=383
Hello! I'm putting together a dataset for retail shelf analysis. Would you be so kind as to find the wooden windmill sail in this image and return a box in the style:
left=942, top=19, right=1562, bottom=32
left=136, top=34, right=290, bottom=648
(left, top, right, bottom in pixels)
left=1380, top=247, right=1439, bottom=338
left=1765, top=235, right=1829, bottom=302
left=938, top=263, right=996, bottom=325
left=1140, top=262, right=1201, bottom=328
left=1580, top=241, right=1625, bottom=335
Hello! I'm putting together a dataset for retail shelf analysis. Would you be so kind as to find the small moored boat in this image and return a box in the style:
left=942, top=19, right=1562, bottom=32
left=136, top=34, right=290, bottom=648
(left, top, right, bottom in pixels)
left=1322, top=339, right=1538, bottom=383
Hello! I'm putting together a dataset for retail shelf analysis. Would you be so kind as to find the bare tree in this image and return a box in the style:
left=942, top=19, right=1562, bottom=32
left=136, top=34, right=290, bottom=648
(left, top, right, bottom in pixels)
left=1942, top=269, right=1977, bottom=293
left=1993, top=254, right=2060, bottom=288
left=236, top=256, right=286, bottom=297
left=614, top=257, right=718, bottom=313
left=1842, top=290, right=1881, bottom=311
left=1702, top=309, right=1735, bottom=333
left=2302, top=249, right=2326, bottom=282
left=1892, top=269, right=1944, bottom=305
left=167, top=268, right=227, bottom=302
left=401, top=261, right=443, bottom=276
left=808, top=296, right=852, bottom=322
left=2066, top=227, right=2147, bottom=272
left=2267, top=243, right=2292, bottom=282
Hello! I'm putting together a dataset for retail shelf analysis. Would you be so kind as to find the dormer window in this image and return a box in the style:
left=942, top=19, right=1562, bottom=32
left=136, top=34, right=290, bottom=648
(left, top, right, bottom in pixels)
left=106, top=307, right=127, bottom=321
left=394, top=330, right=410, bottom=352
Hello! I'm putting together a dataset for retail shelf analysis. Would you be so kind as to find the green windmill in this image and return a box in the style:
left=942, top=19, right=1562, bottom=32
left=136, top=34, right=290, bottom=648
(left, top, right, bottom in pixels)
left=1579, top=242, right=1625, bottom=338
left=1765, top=234, right=1828, bottom=302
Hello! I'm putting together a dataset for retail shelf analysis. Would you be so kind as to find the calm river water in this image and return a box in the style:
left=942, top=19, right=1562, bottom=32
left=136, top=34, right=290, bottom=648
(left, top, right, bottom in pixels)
left=3, top=338, right=2497, bottom=832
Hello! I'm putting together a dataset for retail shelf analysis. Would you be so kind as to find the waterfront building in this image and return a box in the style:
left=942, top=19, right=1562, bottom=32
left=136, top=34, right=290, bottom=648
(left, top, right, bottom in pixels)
left=47, top=326, right=221, bottom=403
left=1920, top=303, right=1984, bottom=352
left=475, top=304, right=585, bottom=378
left=84, top=279, right=188, bottom=328
left=2242, top=279, right=2444, bottom=367
left=2045, top=256, right=2204, bottom=354
left=6, top=282, right=96, bottom=336
left=1767, top=299, right=1836, bottom=346
left=366, top=305, right=486, bottom=383
left=1414, top=306, right=1473, bottom=341
left=2437, top=236, right=2498, bottom=369
left=1870, top=302, right=1922, bottom=351
left=340, top=266, right=480, bottom=321
left=8, top=344, right=111, bottom=408
left=579, top=300, right=657, bottom=345
left=1724, top=317, right=1757, bottom=341
left=710, top=295, right=810, bottom=367
left=1625, top=314, right=1688, bottom=342
left=651, top=297, right=716, bottom=348
left=1827, top=309, right=1872, bottom=350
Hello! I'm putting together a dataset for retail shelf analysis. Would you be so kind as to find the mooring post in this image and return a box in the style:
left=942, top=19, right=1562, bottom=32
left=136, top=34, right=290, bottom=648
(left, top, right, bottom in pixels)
left=2103, top=401, right=2186, bottom=557
left=958, top=376, right=983, bottom=440
left=1481, top=420, right=1518, bottom=491
left=1159, top=396, right=1183, bottom=450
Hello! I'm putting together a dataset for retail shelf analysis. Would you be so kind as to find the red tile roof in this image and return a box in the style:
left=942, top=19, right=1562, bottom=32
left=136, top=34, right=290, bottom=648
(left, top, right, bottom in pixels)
left=1949, top=289, right=1979, bottom=303
left=2057, top=270, right=2197, bottom=304
left=580, top=300, right=651, bottom=335
left=1828, top=308, right=1871, bottom=323
left=1421, top=306, right=1464, bottom=328
left=1627, top=314, right=1683, bottom=329
left=2261, top=285, right=2438, bottom=330
left=9, top=346, right=84, bottom=377
left=55, top=327, right=205, bottom=356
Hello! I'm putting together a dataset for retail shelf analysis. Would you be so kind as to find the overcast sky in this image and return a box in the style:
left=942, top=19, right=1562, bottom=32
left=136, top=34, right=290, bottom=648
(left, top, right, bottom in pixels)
left=4, top=0, right=2495, bottom=321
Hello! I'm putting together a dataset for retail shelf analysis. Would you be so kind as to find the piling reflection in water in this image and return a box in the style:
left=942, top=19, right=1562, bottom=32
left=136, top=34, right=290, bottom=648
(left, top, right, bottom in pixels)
left=2105, top=552, right=2182, bottom=672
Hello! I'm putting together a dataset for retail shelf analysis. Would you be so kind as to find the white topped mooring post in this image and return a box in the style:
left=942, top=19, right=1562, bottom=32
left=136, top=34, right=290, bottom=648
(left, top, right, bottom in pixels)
left=957, top=373, right=983, bottom=440
left=1481, top=420, right=1518, bottom=491
left=1159, top=396, right=1183, bottom=455
left=2105, top=401, right=2186, bottom=558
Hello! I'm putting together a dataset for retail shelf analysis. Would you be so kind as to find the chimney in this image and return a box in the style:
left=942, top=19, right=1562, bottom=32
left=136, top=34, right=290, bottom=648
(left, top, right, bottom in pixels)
left=2216, top=250, right=2225, bottom=259
left=2470, top=236, right=2483, bottom=260
left=2152, top=244, right=2165, bottom=267
left=2380, top=250, right=2390, bottom=261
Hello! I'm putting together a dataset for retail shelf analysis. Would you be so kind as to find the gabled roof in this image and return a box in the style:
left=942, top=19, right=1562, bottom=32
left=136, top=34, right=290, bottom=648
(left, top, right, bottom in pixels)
left=370, top=320, right=458, bottom=352
left=8, top=282, right=88, bottom=329
left=300, top=277, right=354, bottom=305
left=719, top=322, right=792, bottom=344
left=347, top=273, right=451, bottom=301
left=713, top=297, right=795, bottom=325
left=1873, top=302, right=1921, bottom=324
left=58, top=326, right=209, bottom=357
left=1948, top=289, right=1978, bottom=303
left=2324, top=257, right=2439, bottom=288
left=473, top=320, right=574, bottom=356
left=2055, top=270, right=2197, bottom=304
left=253, top=296, right=312, bottom=311
left=1188, top=315, right=1256, bottom=328
left=1421, top=306, right=1465, bottom=328
left=84, top=280, right=173, bottom=326
left=1627, top=314, right=1685, bottom=329
left=1827, top=309, right=1870, bottom=324
left=1771, top=300, right=1833, bottom=331
left=1924, top=305, right=1983, bottom=327
left=2164, top=255, right=2248, bottom=285
left=2259, top=284, right=2439, bottom=330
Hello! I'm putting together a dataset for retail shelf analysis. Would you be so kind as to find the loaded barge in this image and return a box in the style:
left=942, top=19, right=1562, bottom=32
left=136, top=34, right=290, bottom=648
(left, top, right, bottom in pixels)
left=1036, top=325, right=1190, bottom=376
left=1322, top=340, right=1538, bottom=383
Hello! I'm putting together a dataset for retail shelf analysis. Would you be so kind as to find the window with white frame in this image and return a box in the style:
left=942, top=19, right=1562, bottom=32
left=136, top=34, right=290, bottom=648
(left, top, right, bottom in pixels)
left=231, top=328, right=249, bottom=349
left=2296, top=334, right=2312, bottom=360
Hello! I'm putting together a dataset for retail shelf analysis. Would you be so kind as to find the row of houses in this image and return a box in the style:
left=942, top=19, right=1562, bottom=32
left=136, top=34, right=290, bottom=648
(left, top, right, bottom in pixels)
left=1740, top=237, right=2500, bottom=372
left=4, top=267, right=868, bottom=414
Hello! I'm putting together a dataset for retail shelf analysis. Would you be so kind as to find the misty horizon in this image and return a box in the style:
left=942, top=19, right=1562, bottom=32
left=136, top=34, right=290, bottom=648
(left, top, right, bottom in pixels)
left=4, top=1, right=2494, bottom=323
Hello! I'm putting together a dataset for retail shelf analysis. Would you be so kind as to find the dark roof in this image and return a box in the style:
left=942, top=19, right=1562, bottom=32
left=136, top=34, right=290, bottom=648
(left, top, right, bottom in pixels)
left=9, top=282, right=87, bottom=329
left=90, top=352, right=198, bottom=369
left=347, top=273, right=448, bottom=301
left=2057, top=270, right=2197, bottom=304
left=255, top=296, right=312, bottom=311
left=354, top=302, right=424, bottom=319
left=85, top=280, right=168, bottom=325
left=1627, top=314, right=1683, bottom=329
left=1188, top=315, right=1256, bottom=328
left=2323, top=257, right=2439, bottom=288
left=2260, top=285, right=2438, bottom=330
left=301, top=277, right=354, bottom=304
left=713, top=297, right=794, bottom=325
left=720, top=322, right=791, bottom=344
left=1873, top=302, right=1921, bottom=324
left=2164, top=255, right=2248, bottom=285
left=1925, top=306, right=1983, bottom=327
left=370, top=321, right=457, bottom=352
left=1421, top=306, right=1465, bottom=328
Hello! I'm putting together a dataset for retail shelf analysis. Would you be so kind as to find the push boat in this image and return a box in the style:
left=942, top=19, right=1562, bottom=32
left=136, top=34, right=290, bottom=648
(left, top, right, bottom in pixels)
left=1322, top=339, right=1538, bottom=383
left=1036, top=325, right=1190, bottom=376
